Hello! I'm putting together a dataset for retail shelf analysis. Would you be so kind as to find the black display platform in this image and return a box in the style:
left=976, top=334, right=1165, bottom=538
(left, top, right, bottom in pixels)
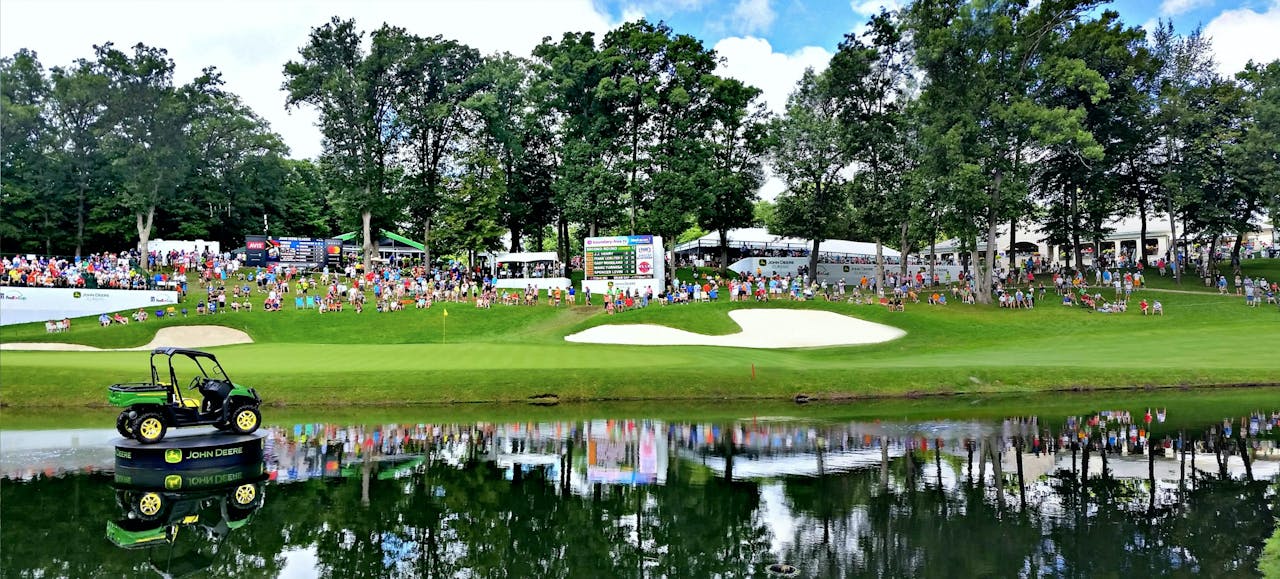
left=114, top=432, right=265, bottom=470
left=114, top=461, right=267, bottom=491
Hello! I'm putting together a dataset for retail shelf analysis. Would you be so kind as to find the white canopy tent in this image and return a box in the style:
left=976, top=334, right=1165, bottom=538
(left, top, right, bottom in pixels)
left=674, top=228, right=901, bottom=258
left=493, top=251, right=560, bottom=263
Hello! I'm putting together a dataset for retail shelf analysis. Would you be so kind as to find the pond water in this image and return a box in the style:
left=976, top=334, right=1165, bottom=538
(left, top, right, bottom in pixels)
left=2, top=391, right=1278, bottom=578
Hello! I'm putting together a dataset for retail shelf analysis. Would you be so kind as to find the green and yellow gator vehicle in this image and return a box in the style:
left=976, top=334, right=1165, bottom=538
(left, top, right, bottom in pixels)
left=109, top=348, right=261, bottom=444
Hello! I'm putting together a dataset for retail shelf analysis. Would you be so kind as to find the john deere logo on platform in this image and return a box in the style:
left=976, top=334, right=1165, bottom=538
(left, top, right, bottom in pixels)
left=164, top=449, right=183, bottom=464
left=73, top=291, right=82, bottom=298
left=164, top=475, right=183, bottom=490
left=758, top=259, right=767, bottom=266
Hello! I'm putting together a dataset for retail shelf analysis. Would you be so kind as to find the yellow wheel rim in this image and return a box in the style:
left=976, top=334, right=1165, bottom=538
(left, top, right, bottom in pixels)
left=233, top=484, right=256, bottom=505
left=235, top=409, right=257, bottom=431
left=138, top=418, right=163, bottom=440
left=139, top=493, right=162, bottom=516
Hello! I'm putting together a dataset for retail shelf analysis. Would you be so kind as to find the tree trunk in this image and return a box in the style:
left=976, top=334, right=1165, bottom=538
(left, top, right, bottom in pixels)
left=1167, top=196, right=1181, bottom=284
left=559, top=217, right=571, bottom=278
left=898, top=221, right=910, bottom=280
left=510, top=228, right=522, bottom=253
left=875, top=239, right=885, bottom=291
left=1230, top=231, right=1244, bottom=276
left=361, top=209, right=374, bottom=274
left=1071, top=228, right=1083, bottom=278
left=1008, top=217, right=1017, bottom=278
left=422, top=218, right=433, bottom=271
left=929, top=238, right=936, bottom=288
left=808, top=237, right=820, bottom=286
left=979, top=172, right=1002, bottom=304
left=135, top=206, right=155, bottom=270
left=719, top=229, right=730, bottom=275
left=1138, top=191, right=1149, bottom=266
left=76, top=184, right=87, bottom=259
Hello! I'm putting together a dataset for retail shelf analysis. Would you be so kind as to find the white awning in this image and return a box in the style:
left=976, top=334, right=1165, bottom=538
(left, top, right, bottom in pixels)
left=494, top=252, right=560, bottom=263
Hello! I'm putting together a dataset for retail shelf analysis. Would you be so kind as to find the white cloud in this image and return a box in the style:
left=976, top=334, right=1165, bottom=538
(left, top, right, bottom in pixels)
left=729, top=0, right=777, bottom=35
left=714, top=36, right=832, bottom=201
left=713, top=36, right=832, bottom=114
left=850, top=0, right=902, bottom=17
left=0, top=0, right=617, bottom=160
left=1204, top=1, right=1280, bottom=75
left=1159, top=0, right=1213, bottom=17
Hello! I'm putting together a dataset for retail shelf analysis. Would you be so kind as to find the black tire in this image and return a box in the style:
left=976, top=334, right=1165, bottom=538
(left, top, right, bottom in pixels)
left=133, top=491, right=167, bottom=521
left=230, top=405, right=260, bottom=434
left=132, top=412, right=167, bottom=444
left=116, top=412, right=133, bottom=438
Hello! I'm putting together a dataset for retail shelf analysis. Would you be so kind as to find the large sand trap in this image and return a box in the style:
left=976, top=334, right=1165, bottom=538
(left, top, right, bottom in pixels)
left=0, top=325, right=253, bottom=352
left=564, top=309, right=905, bottom=349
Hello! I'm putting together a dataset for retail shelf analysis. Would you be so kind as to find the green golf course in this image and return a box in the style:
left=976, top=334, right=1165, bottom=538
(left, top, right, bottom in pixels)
left=1, top=262, right=1278, bottom=408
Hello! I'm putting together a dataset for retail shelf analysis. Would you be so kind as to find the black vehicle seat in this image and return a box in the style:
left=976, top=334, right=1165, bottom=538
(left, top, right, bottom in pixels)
left=200, top=381, right=233, bottom=411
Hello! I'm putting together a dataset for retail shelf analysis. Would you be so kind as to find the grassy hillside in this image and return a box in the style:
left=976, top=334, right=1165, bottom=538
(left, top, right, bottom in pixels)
left=1, top=267, right=1278, bottom=407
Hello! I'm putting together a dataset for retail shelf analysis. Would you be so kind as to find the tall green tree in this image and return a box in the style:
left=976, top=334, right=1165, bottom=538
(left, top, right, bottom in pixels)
left=1229, top=59, right=1280, bottom=273
left=1149, top=22, right=1216, bottom=283
left=908, top=0, right=1105, bottom=303
left=97, top=42, right=214, bottom=264
left=284, top=18, right=403, bottom=272
left=696, top=77, right=768, bottom=273
left=828, top=9, right=916, bottom=285
left=0, top=49, right=60, bottom=255
left=47, top=57, right=109, bottom=257
left=396, top=31, right=482, bottom=268
left=768, top=69, right=850, bottom=279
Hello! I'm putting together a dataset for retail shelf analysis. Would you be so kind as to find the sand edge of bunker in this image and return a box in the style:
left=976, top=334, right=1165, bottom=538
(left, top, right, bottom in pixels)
left=564, top=309, right=905, bottom=349
left=0, top=325, right=253, bottom=352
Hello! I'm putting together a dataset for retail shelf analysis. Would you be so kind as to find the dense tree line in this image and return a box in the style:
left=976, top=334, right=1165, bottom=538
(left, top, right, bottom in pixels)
left=770, top=1, right=1279, bottom=303
left=0, top=44, right=341, bottom=257
left=3, top=4, right=1276, bottom=288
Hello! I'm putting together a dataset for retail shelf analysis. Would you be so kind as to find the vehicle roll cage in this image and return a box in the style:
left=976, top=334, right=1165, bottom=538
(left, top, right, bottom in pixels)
left=148, top=348, right=231, bottom=404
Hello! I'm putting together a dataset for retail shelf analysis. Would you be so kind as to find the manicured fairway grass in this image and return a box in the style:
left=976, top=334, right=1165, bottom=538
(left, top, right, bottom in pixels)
left=2, top=270, right=1278, bottom=408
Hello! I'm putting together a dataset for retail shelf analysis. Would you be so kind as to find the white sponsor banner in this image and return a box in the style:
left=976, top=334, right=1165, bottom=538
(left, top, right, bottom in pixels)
left=492, top=277, right=572, bottom=291
left=730, top=257, right=969, bottom=285
left=0, top=287, right=180, bottom=326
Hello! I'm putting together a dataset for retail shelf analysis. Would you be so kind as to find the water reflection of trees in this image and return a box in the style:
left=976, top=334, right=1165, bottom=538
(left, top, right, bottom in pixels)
left=2, top=417, right=1277, bottom=577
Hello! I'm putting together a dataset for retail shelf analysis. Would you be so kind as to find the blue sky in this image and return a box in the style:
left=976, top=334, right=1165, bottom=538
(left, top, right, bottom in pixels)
left=591, top=0, right=1280, bottom=67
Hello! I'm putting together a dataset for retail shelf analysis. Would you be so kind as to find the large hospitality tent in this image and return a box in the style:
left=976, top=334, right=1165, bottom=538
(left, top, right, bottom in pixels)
left=673, top=228, right=901, bottom=259
left=335, top=229, right=426, bottom=261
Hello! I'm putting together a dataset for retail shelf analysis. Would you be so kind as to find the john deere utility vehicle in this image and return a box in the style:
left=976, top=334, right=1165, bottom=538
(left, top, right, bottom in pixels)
left=109, top=348, right=261, bottom=443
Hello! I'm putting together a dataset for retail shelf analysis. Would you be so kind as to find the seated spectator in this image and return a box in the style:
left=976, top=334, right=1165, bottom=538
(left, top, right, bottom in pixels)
left=99, top=313, right=111, bottom=327
left=1152, top=300, right=1163, bottom=315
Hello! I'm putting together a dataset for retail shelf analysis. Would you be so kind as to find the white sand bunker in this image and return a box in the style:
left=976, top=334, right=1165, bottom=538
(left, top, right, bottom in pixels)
left=0, top=325, right=253, bottom=352
left=565, top=309, right=905, bottom=349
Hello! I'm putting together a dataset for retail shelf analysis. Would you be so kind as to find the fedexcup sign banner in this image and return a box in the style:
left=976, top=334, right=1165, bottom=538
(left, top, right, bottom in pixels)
left=0, top=287, right=179, bottom=326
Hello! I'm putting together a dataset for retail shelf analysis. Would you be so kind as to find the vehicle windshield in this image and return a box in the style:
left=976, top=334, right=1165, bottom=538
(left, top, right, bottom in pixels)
left=170, top=354, right=229, bottom=384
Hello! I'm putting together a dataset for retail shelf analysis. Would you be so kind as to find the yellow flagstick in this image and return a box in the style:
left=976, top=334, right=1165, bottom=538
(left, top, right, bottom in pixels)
left=442, top=307, right=448, bottom=344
